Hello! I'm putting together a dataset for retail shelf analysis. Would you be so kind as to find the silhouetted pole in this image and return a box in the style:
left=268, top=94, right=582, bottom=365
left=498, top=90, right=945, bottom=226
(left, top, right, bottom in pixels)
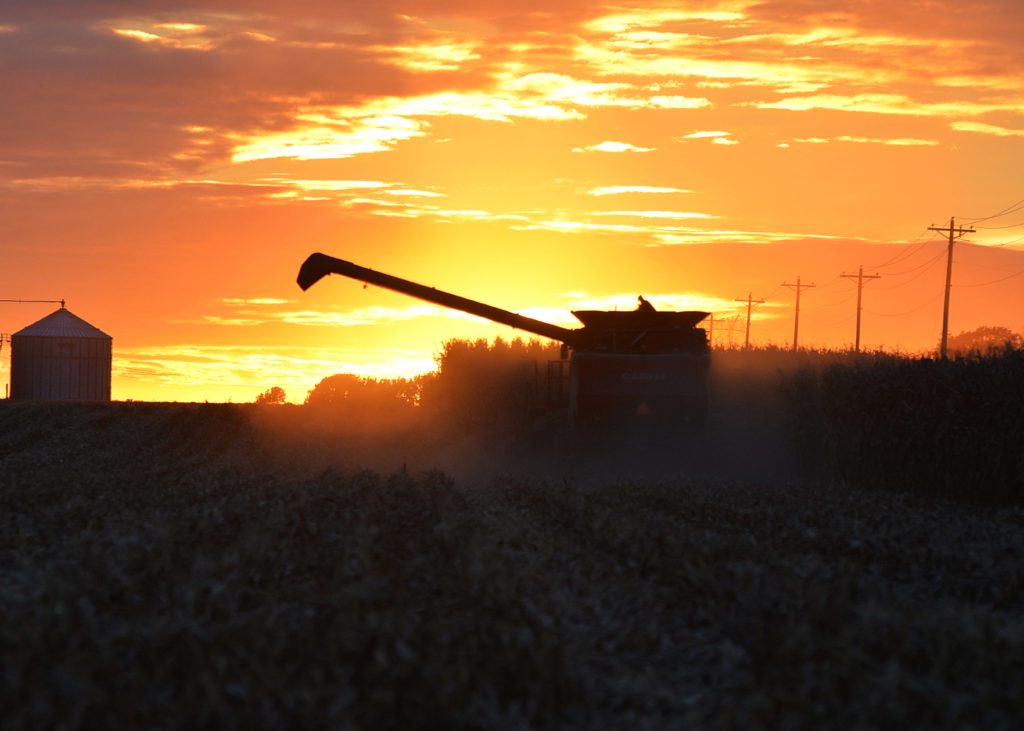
left=928, top=217, right=975, bottom=359
left=781, top=276, right=815, bottom=351
left=735, top=293, right=765, bottom=349
left=840, top=265, right=881, bottom=352
left=707, top=312, right=714, bottom=347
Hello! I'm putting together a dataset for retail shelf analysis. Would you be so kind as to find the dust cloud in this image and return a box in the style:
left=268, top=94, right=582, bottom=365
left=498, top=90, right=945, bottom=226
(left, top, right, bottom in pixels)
left=245, top=348, right=806, bottom=487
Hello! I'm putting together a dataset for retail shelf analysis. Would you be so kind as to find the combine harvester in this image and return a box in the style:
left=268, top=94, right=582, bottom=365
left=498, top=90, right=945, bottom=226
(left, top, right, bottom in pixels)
left=297, top=253, right=710, bottom=433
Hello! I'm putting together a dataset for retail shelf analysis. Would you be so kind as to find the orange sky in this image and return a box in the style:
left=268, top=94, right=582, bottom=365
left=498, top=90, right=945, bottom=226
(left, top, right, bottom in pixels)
left=2, top=0, right=1023, bottom=402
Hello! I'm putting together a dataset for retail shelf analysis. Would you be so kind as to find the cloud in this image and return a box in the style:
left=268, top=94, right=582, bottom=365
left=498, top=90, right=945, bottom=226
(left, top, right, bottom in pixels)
left=382, top=188, right=446, bottom=197
left=232, top=115, right=429, bottom=162
left=559, top=291, right=748, bottom=316
left=228, top=70, right=712, bottom=163
left=577, top=1, right=1024, bottom=122
left=592, top=210, right=719, bottom=220
left=383, top=40, right=481, bottom=72
left=515, top=220, right=663, bottom=234
left=202, top=299, right=498, bottom=328
left=680, top=130, right=738, bottom=145
left=221, top=298, right=294, bottom=306
left=509, top=219, right=799, bottom=245
left=950, top=121, right=1024, bottom=138
left=584, top=8, right=749, bottom=34
left=790, top=135, right=939, bottom=146
left=752, top=93, right=1019, bottom=118
left=114, top=344, right=436, bottom=395
left=648, top=228, right=865, bottom=246
left=6, top=0, right=1019, bottom=188
left=573, top=141, right=654, bottom=153
left=588, top=185, right=692, bottom=195
left=111, top=23, right=215, bottom=51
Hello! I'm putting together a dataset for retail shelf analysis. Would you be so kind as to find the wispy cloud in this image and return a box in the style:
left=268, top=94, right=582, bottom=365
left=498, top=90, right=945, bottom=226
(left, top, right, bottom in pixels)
left=588, top=185, right=691, bottom=195
left=573, top=141, right=654, bottom=153
left=752, top=93, right=1020, bottom=118
left=383, top=188, right=445, bottom=198
left=592, top=210, right=718, bottom=220
left=230, top=71, right=710, bottom=163
left=232, top=115, right=429, bottom=162
left=679, top=130, right=738, bottom=145
left=221, top=297, right=294, bottom=306
left=202, top=299, right=498, bottom=328
left=789, top=135, right=939, bottom=146
left=950, top=121, right=1024, bottom=138
left=383, top=41, right=481, bottom=72
left=110, top=22, right=215, bottom=51
left=584, top=8, right=749, bottom=34
left=561, top=290, right=742, bottom=315
left=114, top=344, right=436, bottom=399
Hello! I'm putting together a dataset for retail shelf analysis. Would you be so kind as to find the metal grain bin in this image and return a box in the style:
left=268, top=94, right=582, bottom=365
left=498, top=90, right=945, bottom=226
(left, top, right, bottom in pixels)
left=10, top=307, right=112, bottom=401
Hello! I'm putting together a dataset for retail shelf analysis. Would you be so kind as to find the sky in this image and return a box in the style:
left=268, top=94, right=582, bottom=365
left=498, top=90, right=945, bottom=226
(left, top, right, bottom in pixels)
left=2, top=0, right=1023, bottom=402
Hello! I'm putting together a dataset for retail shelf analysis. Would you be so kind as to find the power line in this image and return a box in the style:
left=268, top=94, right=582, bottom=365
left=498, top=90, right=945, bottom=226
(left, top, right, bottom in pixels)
left=975, top=220, right=1024, bottom=230
left=865, top=292, right=945, bottom=318
left=872, top=250, right=946, bottom=290
left=869, top=230, right=941, bottom=270
left=962, top=234, right=1024, bottom=249
left=882, top=248, right=947, bottom=277
left=815, top=275, right=846, bottom=290
left=953, top=270, right=1024, bottom=287
left=816, top=290, right=858, bottom=307
left=962, top=196, right=1024, bottom=225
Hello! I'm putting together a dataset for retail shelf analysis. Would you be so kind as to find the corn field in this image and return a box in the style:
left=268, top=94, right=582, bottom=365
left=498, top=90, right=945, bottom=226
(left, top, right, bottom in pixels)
left=2, top=346, right=1023, bottom=728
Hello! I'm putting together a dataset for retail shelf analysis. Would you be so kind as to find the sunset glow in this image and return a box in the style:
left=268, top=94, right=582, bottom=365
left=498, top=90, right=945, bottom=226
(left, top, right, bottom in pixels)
left=2, top=1, right=1023, bottom=402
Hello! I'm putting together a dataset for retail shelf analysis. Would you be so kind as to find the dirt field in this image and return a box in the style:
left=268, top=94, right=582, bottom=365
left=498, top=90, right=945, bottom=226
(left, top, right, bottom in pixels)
left=2, top=401, right=1022, bottom=729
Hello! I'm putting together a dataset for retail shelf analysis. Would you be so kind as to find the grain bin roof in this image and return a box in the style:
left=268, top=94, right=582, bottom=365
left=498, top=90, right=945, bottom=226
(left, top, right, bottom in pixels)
left=13, top=307, right=111, bottom=339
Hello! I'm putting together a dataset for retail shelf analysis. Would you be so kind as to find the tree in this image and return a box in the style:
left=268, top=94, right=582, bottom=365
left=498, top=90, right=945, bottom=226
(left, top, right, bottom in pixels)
left=945, top=326, right=1023, bottom=356
left=254, top=386, right=286, bottom=405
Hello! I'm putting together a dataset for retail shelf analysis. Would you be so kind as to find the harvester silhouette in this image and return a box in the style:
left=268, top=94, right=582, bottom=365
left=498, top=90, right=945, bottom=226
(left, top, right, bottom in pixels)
left=298, top=253, right=710, bottom=430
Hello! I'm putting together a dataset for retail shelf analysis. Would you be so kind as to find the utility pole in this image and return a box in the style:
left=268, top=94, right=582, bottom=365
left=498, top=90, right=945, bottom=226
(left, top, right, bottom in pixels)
left=706, top=312, right=714, bottom=347
left=734, top=293, right=765, bottom=349
left=928, top=216, right=975, bottom=359
left=840, top=265, right=881, bottom=352
left=781, top=276, right=815, bottom=351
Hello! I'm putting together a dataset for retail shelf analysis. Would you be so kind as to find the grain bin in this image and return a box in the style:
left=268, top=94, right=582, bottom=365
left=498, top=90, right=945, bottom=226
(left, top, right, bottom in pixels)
left=10, top=306, right=112, bottom=401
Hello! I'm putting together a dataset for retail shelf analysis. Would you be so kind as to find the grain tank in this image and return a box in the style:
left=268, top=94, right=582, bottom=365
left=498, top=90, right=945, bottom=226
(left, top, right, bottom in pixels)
left=297, top=253, right=709, bottom=428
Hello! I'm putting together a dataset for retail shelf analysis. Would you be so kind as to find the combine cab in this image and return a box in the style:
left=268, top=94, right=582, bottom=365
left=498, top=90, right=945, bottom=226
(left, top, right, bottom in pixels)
left=297, top=253, right=709, bottom=430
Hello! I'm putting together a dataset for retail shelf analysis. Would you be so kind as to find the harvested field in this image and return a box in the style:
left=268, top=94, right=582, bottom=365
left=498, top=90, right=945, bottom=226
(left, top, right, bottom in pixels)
left=2, top=401, right=1023, bottom=729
